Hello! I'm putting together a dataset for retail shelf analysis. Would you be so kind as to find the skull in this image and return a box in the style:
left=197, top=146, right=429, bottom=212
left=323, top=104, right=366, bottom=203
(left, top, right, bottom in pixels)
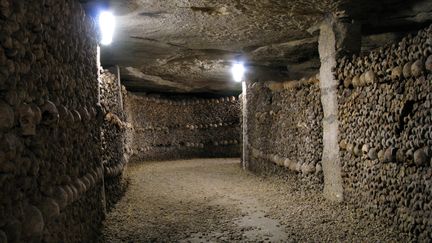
left=31, top=104, right=42, bottom=123
left=71, top=109, right=81, bottom=123
left=41, top=101, right=59, bottom=126
left=17, top=104, right=41, bottom=136
left=57, top=105, right=69, bottom=128
left=67, top=109, right=75, bottom=126
left=426, top=55, right=432, bottom=72
left=78, top=107, right=90, bottom=122
left=53, top=187, right=68, bottom=209
left=361, top=144, right=370, bottom=155
left=402, top=62, right=412, bottom=78
left=38, top=197, right=60, bottom=220
left=411, top=59, right=425, bottom=77
left=390, top=66, right=402, bottom=81
left=364, top=70, right=376, bottom=84
left=89, top=106, right=97, bottom=119
left=22, top=205, right=44, bottom=238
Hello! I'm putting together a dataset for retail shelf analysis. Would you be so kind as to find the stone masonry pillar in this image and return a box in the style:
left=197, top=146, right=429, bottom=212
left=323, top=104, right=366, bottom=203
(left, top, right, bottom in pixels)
left=318, top=13, right=361, bottom=202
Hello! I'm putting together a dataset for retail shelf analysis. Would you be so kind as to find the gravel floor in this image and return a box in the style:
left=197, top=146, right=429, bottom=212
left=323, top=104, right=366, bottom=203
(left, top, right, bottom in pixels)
left=99, top=158, right=407, bottom=242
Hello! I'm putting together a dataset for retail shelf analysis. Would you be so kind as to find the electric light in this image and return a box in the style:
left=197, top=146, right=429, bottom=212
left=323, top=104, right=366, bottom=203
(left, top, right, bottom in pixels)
left=231, top=63, right=245, bottom=82
left=99, top=11, right=115, bottom=45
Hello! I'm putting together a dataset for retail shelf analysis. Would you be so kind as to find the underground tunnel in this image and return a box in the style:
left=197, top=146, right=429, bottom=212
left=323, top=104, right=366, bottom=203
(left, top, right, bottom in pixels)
left=0, top=0, right=432, bottom=242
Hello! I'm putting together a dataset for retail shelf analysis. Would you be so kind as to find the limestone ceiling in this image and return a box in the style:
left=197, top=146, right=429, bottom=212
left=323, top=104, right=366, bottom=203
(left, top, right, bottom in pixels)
left=81, top=0, right=432, bottom=95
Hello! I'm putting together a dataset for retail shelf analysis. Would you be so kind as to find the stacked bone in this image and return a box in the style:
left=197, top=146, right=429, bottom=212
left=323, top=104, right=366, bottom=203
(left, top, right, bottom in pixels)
left=186, top=122, right=236, bottom=130
left=335, top=25, right=432, bottom=88
left=250, top=147, right=322, bottom=175
left=100, top=70, right=129, bottom=210
left=246, top=76, right=323, bottom=184
left=100, top=70, right=127, bottom=172
left=135, top=96, right=238, bottom=106
left=125, top=93, right=241, bottom=161
left=0, top=0, right=104, bottom=242
left=337, top=25, right=432, bottom=241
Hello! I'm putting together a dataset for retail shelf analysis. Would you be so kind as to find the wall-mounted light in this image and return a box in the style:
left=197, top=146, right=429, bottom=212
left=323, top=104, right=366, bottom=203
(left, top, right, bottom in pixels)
left=99, top=11, right=115, bottom=45
left=231, top=62, right=245, bottom=82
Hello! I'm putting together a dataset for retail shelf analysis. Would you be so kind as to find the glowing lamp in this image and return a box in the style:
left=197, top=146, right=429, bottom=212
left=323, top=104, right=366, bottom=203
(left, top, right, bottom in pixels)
left=99, top=11, right=115, bottom=45
left=231, top=63, right=245, bottom=82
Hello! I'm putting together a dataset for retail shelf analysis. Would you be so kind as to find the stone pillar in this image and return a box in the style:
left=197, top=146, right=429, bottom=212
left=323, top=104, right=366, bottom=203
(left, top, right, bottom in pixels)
left=318, top=13, right=361, bottom=202
left=241, top=80, right=249, bottom=170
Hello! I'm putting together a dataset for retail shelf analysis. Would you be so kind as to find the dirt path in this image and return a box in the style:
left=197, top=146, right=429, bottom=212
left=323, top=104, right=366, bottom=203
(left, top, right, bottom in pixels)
left=99, top=158, right=406, bottom=242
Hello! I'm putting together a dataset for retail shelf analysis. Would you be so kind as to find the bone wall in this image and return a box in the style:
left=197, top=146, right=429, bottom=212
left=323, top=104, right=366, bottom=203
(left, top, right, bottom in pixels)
left=99, top=70, right=129, bottom=211
left=0, top=1, right=104, bottom=242
left=335, top=25, right=432, bottom=241
left=125, top=94, right=241, bottom=161
left=245, top=78, right=324, bottom=185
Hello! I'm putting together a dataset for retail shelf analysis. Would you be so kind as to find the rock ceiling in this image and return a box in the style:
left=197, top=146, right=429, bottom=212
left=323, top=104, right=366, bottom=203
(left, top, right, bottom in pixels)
left=81, top=0, right=432, bottom=95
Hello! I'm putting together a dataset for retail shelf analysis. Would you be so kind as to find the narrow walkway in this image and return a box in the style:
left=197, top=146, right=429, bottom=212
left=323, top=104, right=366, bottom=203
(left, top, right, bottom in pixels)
left=99, top=158, right=406, bottom=242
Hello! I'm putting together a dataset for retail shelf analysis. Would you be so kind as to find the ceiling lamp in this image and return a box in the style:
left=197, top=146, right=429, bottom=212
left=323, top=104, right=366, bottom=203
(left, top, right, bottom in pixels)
left=231, top=62, right=245, bottom=82
left=99, top=11, right=115, bottom=45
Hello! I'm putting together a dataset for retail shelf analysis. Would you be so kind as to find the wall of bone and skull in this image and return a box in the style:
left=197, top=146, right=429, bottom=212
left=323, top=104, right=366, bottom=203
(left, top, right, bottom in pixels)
left=125, top=93, right=241, bottom=161
left=99, top=70, right=130, bottom=210
left=0, top=0, right=105, bottom=242
left=336, top=25, right=432, bottom=241
left=246, top=77, right=324, bottom=186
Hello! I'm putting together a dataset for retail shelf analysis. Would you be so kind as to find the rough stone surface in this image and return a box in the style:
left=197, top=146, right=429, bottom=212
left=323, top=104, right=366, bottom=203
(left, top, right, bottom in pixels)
left=80, top=0, right=432, bottom=94
left=125, top=93, right=241, bottom=161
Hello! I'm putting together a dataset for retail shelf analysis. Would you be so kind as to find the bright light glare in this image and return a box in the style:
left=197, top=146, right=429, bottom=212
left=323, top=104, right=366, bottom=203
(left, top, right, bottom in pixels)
left=99, top=11, right=115, bottom=45
left=231, top=63, right=245, bottom=82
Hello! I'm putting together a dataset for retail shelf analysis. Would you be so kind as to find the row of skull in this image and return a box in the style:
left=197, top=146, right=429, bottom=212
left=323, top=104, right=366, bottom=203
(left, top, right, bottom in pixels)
left=0, top=100, right=98, bottom=136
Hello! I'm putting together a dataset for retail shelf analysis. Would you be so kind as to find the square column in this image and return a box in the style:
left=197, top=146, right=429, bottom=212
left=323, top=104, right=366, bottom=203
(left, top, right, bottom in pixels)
left=318, top=13, right=361, bottom=202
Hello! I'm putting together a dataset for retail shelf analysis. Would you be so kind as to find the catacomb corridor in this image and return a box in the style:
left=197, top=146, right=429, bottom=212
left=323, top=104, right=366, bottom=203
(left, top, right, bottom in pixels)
left=0, top=0, right=432, bottom=242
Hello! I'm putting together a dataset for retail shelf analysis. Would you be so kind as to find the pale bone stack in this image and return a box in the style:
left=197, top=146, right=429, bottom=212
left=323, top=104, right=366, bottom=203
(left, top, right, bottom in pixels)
left=246, top=76, right=324, bottom=185
left=0, top=0, right=105, bottom=242
left=336, top=25, right=432, bottom=241
left=125, top=93, right=241, bottom=161
left=99, top=70, right=129, bottom=210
